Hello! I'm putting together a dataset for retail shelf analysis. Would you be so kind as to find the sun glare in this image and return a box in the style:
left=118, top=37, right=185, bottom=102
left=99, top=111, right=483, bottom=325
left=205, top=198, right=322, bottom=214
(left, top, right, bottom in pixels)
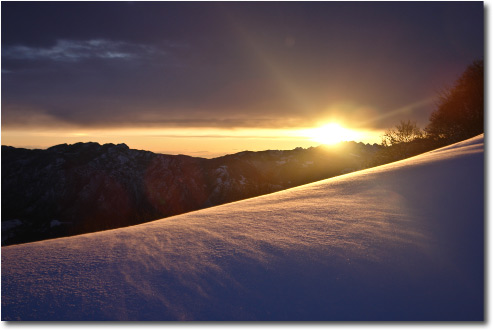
left=306, top=123, right=361, bottom=145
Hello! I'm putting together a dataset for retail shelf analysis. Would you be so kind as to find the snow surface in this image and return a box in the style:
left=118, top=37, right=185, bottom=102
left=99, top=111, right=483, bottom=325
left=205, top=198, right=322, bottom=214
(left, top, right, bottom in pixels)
left=1, top=135, right=484, bottom=321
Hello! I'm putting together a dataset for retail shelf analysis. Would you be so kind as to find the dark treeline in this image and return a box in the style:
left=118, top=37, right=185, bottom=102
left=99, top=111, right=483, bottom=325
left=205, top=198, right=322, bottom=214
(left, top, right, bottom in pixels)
left=375, top=60, right=484, bottom=164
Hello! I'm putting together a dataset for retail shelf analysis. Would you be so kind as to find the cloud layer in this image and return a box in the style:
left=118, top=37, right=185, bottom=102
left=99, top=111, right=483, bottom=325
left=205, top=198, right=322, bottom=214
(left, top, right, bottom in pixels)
left=3, top=39, right=166, bottom=62
left=1, top=2, right=484, bottom=132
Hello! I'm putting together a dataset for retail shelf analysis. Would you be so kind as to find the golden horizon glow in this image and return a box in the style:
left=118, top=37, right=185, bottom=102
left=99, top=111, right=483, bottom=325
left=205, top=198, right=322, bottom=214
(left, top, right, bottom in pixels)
left=302, top=123, right=363, bottom=145
left=2, top=124, right=383, bottom=158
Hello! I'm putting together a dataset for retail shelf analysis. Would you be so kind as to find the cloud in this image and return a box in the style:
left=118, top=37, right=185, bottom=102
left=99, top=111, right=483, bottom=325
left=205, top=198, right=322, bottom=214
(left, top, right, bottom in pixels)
left=2, top=39, right=166, bottom=62
left=0, top=101, right=315, bottom=131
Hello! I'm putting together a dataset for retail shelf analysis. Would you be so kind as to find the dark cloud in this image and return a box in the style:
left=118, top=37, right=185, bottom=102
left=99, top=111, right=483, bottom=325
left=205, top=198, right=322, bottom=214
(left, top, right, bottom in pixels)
left=2, top=39, right=168, bottom=62
left=1, top=2, right=484, bottom=131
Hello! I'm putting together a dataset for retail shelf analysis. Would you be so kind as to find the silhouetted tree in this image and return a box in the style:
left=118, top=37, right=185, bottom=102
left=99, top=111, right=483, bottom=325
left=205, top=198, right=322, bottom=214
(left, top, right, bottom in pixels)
left=426, top=60, right=484, bottom=142
left=381, top=119, right=423, bottom=146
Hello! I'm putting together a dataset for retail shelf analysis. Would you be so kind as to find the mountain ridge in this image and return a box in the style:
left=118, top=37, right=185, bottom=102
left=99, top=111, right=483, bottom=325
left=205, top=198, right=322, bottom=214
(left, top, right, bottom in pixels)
left=2, top=140, right=382, bottom=245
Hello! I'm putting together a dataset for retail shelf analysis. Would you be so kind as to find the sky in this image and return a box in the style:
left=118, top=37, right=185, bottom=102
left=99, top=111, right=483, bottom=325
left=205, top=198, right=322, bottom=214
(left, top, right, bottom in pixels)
left=1, top=1, right=484, bottom=157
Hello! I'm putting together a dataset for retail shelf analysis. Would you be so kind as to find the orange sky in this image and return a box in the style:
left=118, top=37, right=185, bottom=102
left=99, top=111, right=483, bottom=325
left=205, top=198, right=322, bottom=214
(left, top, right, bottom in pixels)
left=1, top=126, right=384, bottom=158
left=1, top=2, right=483, bottom=157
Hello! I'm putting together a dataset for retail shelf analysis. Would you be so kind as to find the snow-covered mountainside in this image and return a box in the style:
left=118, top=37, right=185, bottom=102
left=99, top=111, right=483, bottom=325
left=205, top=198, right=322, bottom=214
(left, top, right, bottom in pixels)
left=2, top=141, right=381, bottom=245
left=1, top=135, right=484, bottom=321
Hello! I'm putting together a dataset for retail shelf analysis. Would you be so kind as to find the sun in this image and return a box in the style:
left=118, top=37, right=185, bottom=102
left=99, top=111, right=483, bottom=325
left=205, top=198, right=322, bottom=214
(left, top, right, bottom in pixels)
left=306, top=123, right=361, bottom=145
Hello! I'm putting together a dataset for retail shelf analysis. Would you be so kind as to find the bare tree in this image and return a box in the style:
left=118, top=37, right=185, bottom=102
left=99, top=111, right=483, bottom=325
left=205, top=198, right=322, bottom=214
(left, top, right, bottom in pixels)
left=382, top=120, right=423, bottom=147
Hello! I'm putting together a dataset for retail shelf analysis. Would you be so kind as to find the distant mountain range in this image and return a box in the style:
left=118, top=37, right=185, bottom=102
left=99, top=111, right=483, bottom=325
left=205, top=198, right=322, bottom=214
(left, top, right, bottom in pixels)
left=2, top=141, right=382, bottom=245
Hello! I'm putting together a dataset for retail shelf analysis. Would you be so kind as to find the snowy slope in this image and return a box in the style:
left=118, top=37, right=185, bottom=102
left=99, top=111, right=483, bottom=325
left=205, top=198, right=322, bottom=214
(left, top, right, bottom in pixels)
left=1, top=135, right=484, bottom=321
